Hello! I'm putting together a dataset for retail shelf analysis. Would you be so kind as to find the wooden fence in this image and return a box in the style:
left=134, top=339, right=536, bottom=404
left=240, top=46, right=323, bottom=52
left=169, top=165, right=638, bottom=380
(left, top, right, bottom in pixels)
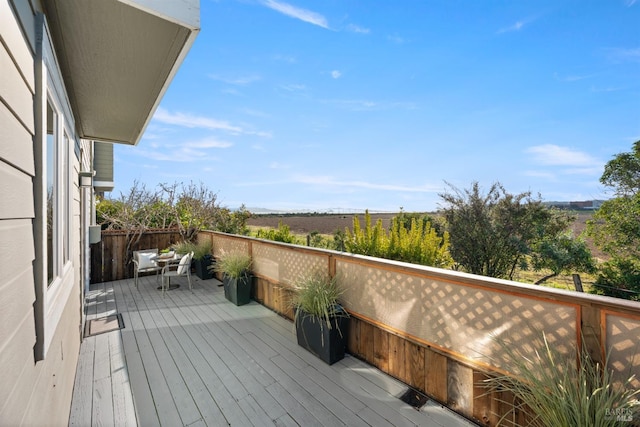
left=200, top=230, right=640, bottom=426
left=90, top=229, right=183, bottom=283
left=94, top=229, right=640, bottom=425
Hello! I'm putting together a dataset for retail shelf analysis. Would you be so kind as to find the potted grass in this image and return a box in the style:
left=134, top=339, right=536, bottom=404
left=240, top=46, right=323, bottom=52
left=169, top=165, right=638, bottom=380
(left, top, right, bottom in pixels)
left=192, top=240, right=214, bottom=280
left=211, top=252, right=252, bottom=306
left=291, top=270, right=349, bottom=365
left=172, top=240, right=195, bottom=257
left=482, top=331, right=640, bottom=426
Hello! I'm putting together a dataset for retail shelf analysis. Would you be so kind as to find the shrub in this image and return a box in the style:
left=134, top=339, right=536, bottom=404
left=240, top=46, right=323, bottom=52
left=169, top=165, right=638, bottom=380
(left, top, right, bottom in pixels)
left=344, top=210, right=452, bottom=268
left=255, top=221, right=296, bottom=243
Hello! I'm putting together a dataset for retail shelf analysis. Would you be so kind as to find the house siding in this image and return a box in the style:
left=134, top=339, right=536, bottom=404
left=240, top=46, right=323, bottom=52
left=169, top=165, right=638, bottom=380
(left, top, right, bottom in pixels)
left=0, top=1, right=81, bottom=425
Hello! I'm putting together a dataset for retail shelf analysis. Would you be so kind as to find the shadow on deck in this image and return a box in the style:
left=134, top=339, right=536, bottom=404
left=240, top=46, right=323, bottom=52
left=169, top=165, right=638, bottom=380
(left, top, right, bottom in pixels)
left=69, top=274, right=476, bottom=426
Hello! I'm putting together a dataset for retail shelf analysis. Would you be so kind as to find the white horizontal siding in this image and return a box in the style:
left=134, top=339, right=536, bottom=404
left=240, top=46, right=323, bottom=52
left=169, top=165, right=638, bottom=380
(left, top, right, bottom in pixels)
left=0, top=35, right=34, bottom=134
left=0, top=101, right=34, bottom=175
left=0, top=160, right=34, bottom=219
left=1, top=0, right=35, bottom=92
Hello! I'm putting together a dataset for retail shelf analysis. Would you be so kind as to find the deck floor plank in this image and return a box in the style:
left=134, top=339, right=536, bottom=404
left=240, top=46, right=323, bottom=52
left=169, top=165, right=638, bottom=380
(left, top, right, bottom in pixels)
left=108, top=331, right=137, bottom=427
left=69, top=332, right=95, bottom=426
left=71, top=275, right=477, bottom=427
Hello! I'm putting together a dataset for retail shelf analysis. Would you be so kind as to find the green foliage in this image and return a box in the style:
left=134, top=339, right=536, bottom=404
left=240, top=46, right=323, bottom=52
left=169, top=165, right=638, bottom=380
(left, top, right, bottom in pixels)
left=345, top=211, right=387, bottom=257
left=290, top=270, right=347, bottom=331
left=393, top=208, right=445, bottom=237
left=344, top=210, right=452, bottom=268
left=306, top=231, right=337, bottom=249
left=586, top=140, right=640, bottom=300
left=483, top=332, right=640, bottom=427
left=587, top=195, right=640, bottom=260
left=592, top=257, right=640, bottom=301
left=439, top=181, right=574, bottom=280
left=213, top=252, right=252, bottom=279
left=216, top=205, right=251, bottom=235
left=332, top=229, right=346, bottom=251
left=600, top=140, right=640, bottom=197
left=531, top=233, right=596, bottom=285
left=255, top=221, right=296, bottom=243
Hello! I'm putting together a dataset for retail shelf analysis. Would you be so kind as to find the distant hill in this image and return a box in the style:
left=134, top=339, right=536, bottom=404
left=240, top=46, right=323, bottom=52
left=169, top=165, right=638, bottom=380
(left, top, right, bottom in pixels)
left=245, top=207, right=392, bottom=215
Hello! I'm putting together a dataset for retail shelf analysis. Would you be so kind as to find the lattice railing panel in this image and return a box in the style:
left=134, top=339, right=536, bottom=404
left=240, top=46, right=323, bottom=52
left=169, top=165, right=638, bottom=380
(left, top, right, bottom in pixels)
left=211, top=235, right=249, bottom=258
left=252, top=243, right=328, bottom=287
left=605, top=313, right=640, bottom=390
left=337, top=259, right=578, bottom=374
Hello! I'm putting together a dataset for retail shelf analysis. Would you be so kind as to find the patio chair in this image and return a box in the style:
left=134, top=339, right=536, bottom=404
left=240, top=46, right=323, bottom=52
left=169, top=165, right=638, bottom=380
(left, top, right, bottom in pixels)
left=161, top=251, right=194, bottom=296
left=133, top=249, right=162, bottom=289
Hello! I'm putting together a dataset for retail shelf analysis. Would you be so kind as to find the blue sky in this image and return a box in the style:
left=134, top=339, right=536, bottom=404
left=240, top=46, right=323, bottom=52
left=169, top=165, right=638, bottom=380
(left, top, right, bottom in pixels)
left=114, top=0, right=640, bottom=212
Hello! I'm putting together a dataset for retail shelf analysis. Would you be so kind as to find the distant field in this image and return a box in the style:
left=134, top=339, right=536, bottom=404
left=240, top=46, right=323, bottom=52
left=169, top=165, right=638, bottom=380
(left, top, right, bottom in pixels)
left=246, top=210, right=603, bottom=290
left=248, top=210, right=596, bottom=240
left=247, top=212, right=399, bottom=235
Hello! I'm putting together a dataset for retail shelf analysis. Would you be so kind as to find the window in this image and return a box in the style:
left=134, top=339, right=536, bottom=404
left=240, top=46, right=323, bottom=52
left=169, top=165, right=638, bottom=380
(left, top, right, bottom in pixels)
left=35, top=14, right=77, bottom=359
left=46, top=99, right=57, bottom=285
left=45, top=96, right=71, bottom=286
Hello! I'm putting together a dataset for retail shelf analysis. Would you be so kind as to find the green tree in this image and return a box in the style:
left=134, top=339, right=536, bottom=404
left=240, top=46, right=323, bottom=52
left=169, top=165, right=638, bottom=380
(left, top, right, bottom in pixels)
left=600, top=140, right=640, bottom=196
left=587, top=140, right=640, bottom=299
left=439, top=181, right=574, bottom=280
left=216, top=205, right=251, bottom=235
left=592, top=258, right=640, bottom=301
left=530, top=233, right=596, bottom=285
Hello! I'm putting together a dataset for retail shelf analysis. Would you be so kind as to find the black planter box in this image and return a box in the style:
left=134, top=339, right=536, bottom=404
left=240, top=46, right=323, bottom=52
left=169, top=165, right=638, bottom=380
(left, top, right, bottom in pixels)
left=194, top=255, right=214, bottom=280
left=223, top=273, right=252, bottom=306
left=295, top=308, right=349, bottom=365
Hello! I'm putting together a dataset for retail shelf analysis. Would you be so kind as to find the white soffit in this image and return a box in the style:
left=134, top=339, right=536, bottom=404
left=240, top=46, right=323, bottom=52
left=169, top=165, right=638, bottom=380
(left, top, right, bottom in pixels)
left=42, top=0, right=200, bottom=145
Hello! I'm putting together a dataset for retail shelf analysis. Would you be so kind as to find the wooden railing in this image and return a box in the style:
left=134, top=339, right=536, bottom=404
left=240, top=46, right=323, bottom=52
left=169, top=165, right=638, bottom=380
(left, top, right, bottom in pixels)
left=199, top=230, right=640, bottom=426
left=91, top=229, right=640, bottom=425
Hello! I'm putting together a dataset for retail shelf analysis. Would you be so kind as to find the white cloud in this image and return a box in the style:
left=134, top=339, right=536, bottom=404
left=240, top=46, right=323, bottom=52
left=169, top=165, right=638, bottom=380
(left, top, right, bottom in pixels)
left=209, top=74, right=261, bottom=85
left=138, top=137, right=232, bottom=163
left=604, top=47, right=640, bottom=63
left=279, top=83, right=307, bottom=92
left=346, top=24, right=370, bottom=34
left=525, top=144, right=601, bottom=168
left=497, top=16, right=537, bottom=34
left=331, top=70, right=342, bottom=79
left=261, top=0, right=329, bottom=29
left=269, top=162, right=290, bottom=169
left=294, top=175, right=440, bottom=193
left=387, top=34, right=406, bottom=44
left=322, top=98, right=417, bottom=111
left=523, top=170, right=557, bottom=180
left=554, top=72, right=598, bottom=82
left=154, top=107, right=242, bottom=132
left=272, top=54, right=297, bottom=63
left=186, top=137, right=233, bottom=149
left=626, top=0, right=637, bottom=7
left=153, top=108, right=270, bottom=137
left=498, top=21, right=524, bottom=33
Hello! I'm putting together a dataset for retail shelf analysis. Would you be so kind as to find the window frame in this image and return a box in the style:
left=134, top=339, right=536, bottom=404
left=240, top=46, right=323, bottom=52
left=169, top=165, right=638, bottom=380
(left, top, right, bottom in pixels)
left=35, top=13, right=77, bottom=360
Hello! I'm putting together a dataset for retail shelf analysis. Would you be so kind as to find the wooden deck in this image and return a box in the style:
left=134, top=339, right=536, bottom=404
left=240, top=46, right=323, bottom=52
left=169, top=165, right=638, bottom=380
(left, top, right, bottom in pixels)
left=69, top=274, right=477, bottom=426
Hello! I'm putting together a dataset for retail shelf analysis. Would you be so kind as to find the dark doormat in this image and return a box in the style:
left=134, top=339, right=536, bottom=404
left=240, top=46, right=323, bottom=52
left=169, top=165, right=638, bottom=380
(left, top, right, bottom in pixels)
left=399, top=387, right=429, bottom=409
left=84, top=314, right=124, bottom=337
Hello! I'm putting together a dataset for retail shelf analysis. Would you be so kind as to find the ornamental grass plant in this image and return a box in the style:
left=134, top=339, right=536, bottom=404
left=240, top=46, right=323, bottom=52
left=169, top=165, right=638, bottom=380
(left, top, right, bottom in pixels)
left=212, top=252, right=251, bottom=279
left=290, top=270, right=348, bottom=331
left=192, top=239, right=212, bottom=260
left=483, top=332, right=639, bottom=427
